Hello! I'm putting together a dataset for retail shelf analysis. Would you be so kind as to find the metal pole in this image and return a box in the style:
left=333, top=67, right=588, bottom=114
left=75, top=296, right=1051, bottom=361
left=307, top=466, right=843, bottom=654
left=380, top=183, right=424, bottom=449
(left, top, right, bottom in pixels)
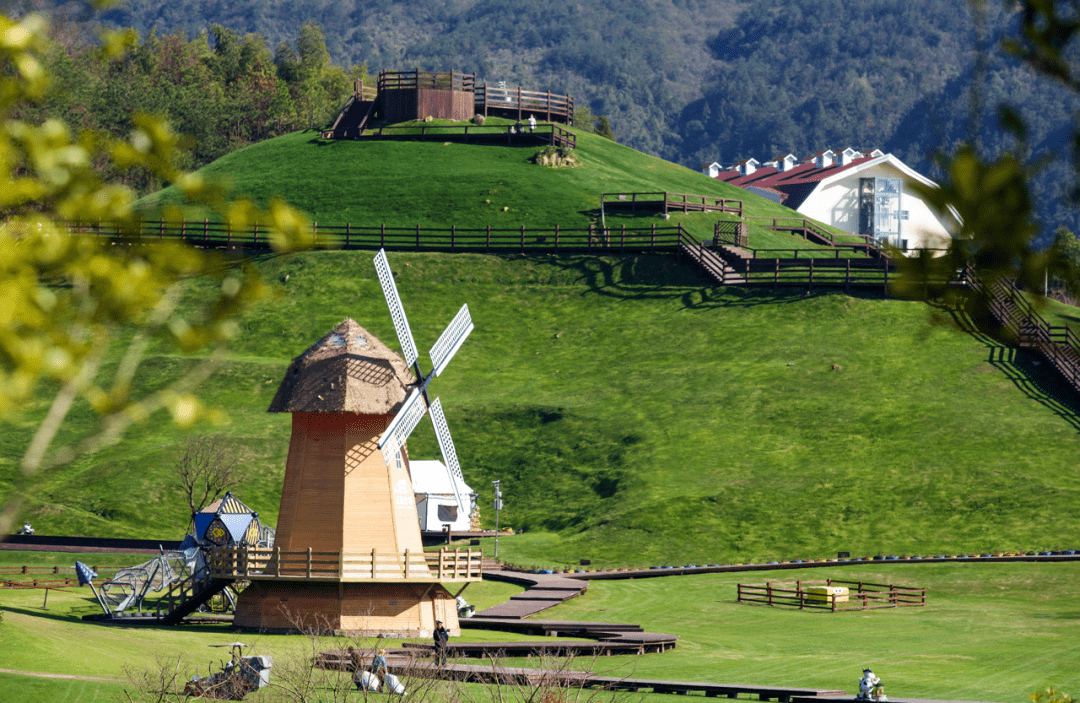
left=493, top=480, right=502, bottom=559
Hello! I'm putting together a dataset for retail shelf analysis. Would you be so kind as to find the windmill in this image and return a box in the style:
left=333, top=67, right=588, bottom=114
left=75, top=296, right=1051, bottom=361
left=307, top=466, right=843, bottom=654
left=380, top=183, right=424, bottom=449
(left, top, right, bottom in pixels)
left=230, top=250, right=481, bottom=636
left=373, top=248, right=473, bottom=521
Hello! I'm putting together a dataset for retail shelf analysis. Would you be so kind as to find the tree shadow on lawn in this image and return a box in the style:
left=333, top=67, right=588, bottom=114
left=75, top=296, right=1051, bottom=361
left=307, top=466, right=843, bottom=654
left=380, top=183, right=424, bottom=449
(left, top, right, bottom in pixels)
left=531, top=253, right=829, bottom=310
left=931, top=302, right=1080, bottom=432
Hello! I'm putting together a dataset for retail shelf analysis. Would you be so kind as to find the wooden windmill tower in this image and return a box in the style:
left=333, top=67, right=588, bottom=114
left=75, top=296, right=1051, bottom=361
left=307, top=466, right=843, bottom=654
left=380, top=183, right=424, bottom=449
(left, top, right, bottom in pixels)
left=232, top=250, right=479, bottom=636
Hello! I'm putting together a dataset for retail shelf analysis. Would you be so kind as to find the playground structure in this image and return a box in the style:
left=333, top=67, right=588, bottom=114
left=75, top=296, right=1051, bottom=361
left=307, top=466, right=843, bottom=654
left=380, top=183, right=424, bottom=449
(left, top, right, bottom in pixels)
left=324, top=69, right=574, bottom=140
left=80, top=492, right=272, bottom=622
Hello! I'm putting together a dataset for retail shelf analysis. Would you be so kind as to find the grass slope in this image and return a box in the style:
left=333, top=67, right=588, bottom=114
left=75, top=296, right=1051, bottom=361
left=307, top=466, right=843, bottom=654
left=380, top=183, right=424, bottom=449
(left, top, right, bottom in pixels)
left=0, top=560, right=1075, bottom=702
left=3, top=252, right=1079, bottom=568
left=138, top=124, right=809, bottom=240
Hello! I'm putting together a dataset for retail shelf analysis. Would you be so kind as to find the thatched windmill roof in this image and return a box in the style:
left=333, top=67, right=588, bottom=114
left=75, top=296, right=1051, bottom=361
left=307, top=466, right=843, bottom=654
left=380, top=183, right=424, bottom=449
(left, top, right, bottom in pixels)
left=268, top=319, right=416, bottom=414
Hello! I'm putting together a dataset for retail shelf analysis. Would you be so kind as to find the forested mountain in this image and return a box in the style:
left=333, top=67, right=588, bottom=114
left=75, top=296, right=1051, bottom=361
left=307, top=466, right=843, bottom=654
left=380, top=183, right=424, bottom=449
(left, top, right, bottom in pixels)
left=13, top=0, right=1080, bottom=242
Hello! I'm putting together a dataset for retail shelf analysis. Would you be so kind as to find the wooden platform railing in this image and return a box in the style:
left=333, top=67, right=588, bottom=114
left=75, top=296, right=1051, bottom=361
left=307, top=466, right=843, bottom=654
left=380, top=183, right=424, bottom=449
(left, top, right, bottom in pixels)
left=602, top=192, right=744, bottom=217
left=206, top=546, right=482, bottom=582
left=748, top=217, right=886, bottom=256
left=475, top=84, right=574, bottom=123
left=354, top=122, right=576, bottom=149
left=378, top=69, right=475, bottom=93
left=737, top=578, right=926, bottom=611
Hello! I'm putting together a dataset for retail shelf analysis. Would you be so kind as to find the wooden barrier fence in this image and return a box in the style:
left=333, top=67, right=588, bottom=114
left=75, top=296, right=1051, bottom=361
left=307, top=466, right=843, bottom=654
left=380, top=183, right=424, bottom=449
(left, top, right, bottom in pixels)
left=737, top=578, right=926, bottom=611
left=378, top=69, right=476, bottom=93
left=207, top=546, right=482, bottom=582
left=68, top=220, right=682, bottom=254
left=355, top=122, right=576, bottom=149
left=475, top=84, right=574, bottom=124
left=602, top=192, right=744, bottom=217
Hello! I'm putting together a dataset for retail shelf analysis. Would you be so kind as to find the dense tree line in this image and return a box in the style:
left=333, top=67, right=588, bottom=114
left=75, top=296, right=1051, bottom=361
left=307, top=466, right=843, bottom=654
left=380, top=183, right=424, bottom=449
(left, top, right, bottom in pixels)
left=13, top=9, right=363, bottom=194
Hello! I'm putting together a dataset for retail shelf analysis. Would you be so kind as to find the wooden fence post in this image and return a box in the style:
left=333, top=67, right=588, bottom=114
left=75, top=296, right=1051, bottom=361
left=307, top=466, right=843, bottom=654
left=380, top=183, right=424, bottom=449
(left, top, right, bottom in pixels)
left=346, top=222, right=351, bottom=248
left=306, top=547, right=312, bottom=579
left=381, top=223, right=385, bottom=248
left=274, top=547, right=281, bottom=578
left=486, top=224, right=491, bottom=252
left=846, top=258, right=851, bottom=293
left=203, top=218, right=208, bottom=244
left=588, top=224, right=593, bottom=253
left=620, top=224, right=626, bottom=253
left=404, top=549, right=410, bottom=579
left=809, top=257, right=814, bottom=292
left=371, top=549, right=377, bottom=579
left=416, top=223, right=420, bottom=251
left=651, top=223, right=656, bottom=252
left=451, top=225, right=456, bottom=252
left=520, top=224, right=525, bottom=253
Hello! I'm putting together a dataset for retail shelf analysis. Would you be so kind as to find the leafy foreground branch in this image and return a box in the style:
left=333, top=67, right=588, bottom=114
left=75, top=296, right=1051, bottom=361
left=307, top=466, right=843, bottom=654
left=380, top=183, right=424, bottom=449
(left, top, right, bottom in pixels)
left=0, top=8, right=325, bottom=534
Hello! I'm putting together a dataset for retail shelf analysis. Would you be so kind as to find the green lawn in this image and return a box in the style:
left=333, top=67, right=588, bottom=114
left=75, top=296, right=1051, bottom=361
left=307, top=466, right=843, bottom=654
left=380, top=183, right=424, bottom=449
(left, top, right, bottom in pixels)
left=1, top=561, right=1075, bottom=702
left=3, top=252, right=1079, bottom=568
left=136, top=125, right=807, bottom=232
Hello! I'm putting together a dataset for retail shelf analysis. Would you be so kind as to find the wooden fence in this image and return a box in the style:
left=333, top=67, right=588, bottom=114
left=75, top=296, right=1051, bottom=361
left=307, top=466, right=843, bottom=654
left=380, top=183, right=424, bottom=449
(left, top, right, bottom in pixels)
left=602, top=192, right=744, bottom=217
left=475, top=84, right=574, bottom=124
left=737, top=578, right=926, bottom=611
left=352, top=122, right=576, bottom=149
left=714, top=219, right=749, bottom=247
left=749, top=216, right=885, bottom=257
left=68, top=220, right=683, bottom=254
left=207, top=546, right=482, bottom=582
left=377, top=69, right=475, bottom=93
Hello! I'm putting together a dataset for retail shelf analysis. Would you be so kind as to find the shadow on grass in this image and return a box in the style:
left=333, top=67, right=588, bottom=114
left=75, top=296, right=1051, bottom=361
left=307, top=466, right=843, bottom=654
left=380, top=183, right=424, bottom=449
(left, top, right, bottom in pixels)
left=930, top=301, right=1080, bottom=432
left=1, top=604, right=91, bottom=625
left=527, top=252, right=867, bottom=311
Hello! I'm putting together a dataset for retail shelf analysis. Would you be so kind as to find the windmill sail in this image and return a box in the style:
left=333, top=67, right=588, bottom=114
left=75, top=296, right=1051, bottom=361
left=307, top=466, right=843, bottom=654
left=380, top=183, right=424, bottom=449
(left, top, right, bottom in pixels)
left=429, top=397, right=465, bottom=510
left=429, top=304, right=473, bottom=377
left=378, top=388, right=427, bottom=464
left=373, top=249, right=418, bottom=367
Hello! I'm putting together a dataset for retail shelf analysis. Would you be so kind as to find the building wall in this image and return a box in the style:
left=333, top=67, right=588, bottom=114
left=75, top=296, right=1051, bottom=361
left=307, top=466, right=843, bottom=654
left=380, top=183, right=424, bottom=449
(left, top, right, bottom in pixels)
left=795, top=163, right=956, bottom=250
left=274, top=412, right=425, bottom=557
left=234, top=581, right=460, bottom=636
left=381, top=88, right=474, bottom=123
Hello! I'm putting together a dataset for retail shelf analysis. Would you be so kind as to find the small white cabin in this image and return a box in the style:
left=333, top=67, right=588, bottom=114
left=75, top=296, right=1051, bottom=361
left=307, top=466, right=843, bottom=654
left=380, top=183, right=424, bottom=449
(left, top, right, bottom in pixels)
left=411, top=459, right=474, bottom=532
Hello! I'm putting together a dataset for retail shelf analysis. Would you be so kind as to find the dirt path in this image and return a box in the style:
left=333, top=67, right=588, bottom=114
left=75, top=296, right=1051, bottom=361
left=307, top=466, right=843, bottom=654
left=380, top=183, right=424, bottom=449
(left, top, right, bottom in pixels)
left=0, top=667, right=123, bottom=683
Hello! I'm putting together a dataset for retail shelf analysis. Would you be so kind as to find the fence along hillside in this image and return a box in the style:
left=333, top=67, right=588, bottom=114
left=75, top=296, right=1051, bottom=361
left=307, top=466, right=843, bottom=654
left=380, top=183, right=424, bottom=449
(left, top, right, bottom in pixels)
left=69, top=219, right=1080, bottom=400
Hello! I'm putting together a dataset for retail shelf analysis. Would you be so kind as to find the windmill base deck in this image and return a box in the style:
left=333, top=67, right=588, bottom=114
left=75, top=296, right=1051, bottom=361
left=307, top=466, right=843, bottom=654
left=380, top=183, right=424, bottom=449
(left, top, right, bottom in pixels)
left=234, top=580, right=462, bottom=636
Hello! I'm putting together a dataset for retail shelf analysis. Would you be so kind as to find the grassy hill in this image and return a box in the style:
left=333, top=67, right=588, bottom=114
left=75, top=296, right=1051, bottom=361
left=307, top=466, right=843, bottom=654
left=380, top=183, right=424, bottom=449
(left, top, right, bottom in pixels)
left=4, top=128, right=1080, bottom=568
left=138, top=124, right=834, bottom=248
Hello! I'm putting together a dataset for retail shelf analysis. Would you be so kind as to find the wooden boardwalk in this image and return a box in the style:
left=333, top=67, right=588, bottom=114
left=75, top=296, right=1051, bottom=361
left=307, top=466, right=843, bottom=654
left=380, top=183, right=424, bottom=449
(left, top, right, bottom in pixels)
left=315, top=653, right=845, bottom=700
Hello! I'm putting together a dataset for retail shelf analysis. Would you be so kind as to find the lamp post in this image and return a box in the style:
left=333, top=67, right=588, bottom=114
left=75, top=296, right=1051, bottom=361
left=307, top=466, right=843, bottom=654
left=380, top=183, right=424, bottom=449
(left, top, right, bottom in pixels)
left=492, top=480, right=503, bottom=559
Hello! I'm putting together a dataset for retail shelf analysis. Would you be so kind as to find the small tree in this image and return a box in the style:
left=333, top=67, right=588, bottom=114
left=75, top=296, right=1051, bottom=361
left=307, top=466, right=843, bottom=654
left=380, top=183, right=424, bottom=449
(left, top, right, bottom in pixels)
left=173, top=434, right=244, bottom=517
left=594, top=116, right=616, bottom=141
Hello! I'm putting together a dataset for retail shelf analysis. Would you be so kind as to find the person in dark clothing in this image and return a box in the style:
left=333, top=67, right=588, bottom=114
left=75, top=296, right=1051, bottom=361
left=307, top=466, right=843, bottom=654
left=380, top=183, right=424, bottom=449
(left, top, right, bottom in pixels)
left=433, top=620, right=449, bottom=665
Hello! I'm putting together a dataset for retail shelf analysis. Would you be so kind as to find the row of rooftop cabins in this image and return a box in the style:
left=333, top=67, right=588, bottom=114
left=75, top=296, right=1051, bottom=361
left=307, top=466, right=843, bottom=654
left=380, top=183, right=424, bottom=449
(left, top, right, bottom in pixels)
left=703, top=147, right=886, bottom=179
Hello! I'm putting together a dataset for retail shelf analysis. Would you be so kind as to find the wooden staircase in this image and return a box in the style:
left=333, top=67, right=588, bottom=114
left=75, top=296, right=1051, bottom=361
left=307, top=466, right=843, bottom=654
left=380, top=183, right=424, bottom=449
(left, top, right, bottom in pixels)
left=677, top=235, right=745, bottom=285
left=324, top=80, right=379, bottom=139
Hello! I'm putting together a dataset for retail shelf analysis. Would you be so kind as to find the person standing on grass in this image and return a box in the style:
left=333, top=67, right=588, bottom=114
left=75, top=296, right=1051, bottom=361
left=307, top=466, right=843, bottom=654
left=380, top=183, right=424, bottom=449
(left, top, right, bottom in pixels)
left=370, top=648, right=388, bottom=680
left=434, top=620, right=450, bottom=665
left=528, top=115, right=537, bottom=133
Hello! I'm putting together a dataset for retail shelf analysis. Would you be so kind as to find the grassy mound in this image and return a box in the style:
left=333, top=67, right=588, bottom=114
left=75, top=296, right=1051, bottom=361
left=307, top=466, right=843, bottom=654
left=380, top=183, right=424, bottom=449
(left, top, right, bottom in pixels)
left=4, top=251, right=1079, bottom=567
left=138, top=124, right=835, bottom=249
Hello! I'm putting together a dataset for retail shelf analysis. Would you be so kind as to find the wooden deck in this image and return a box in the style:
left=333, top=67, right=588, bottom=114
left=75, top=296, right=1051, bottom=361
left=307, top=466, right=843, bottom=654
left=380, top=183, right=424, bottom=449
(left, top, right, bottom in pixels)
left=602, top=191, right=744, bottom=217
left=206, top=546, right=481, bottom=583
left=314, top=654, right=844, bottom=700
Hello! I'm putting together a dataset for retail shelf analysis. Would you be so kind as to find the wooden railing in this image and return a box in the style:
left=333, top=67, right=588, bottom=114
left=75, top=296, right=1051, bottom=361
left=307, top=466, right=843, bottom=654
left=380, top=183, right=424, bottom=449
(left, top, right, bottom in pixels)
left=967, top=269, right=1080, bottom=393
left=714, top=219, right=749, bottom=247
left=737, top=578, right=926, bottom=611
left=378, top=69, right=475, bottom=93
left=68, top=220, right=681, bottom=253
left=475, top=85, right=574, bottom=124
left=355, top=122, right=576, bottom=149
left=602, top=192, right=744, bottom=217
left=207, top=546, right=482, bottom=582
left=748, top=217, right=886, bottom=257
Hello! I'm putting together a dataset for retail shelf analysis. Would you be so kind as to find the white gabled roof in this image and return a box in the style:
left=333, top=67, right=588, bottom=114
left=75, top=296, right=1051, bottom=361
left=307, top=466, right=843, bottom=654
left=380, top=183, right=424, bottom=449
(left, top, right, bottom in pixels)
left=410, top=459, right=472, bottom=496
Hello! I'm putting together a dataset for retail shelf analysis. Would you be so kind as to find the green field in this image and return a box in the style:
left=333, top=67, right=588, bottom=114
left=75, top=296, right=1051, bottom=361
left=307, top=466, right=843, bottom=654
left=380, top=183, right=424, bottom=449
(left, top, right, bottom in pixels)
left=137, top=123, right=844, bottom=252
left=1, top=559, right=1076, bottom=702
left=3, top=250, right=1079, bottom=566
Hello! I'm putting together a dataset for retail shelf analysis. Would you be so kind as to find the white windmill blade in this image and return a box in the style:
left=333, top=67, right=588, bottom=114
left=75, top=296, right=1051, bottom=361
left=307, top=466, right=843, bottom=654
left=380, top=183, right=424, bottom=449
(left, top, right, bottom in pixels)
left=429, top=304, right=474, bottom=377
left=428, top=398, right=465, bottom=510
left=373, top=249, right=418, bottom=367
left=378, top=388, right=428, bottom=465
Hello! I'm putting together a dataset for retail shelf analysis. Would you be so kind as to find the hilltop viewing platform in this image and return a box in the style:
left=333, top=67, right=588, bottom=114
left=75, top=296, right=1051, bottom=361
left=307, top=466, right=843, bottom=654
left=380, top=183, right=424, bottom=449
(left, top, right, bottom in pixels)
left=324, top=69, right=574, bottom=140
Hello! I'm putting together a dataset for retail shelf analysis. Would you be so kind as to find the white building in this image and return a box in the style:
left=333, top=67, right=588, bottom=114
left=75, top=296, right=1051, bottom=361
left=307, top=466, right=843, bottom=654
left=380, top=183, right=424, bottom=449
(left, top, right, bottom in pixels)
left=410, top=459, right=475, bottom=532
left=709, top=150, right=958, bottom=251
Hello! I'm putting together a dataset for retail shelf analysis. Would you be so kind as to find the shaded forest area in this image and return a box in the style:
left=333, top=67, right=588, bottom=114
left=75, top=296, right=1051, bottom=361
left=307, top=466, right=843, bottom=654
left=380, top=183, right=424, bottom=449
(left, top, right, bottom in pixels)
left=9, top=0, right=1080, bottom=241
